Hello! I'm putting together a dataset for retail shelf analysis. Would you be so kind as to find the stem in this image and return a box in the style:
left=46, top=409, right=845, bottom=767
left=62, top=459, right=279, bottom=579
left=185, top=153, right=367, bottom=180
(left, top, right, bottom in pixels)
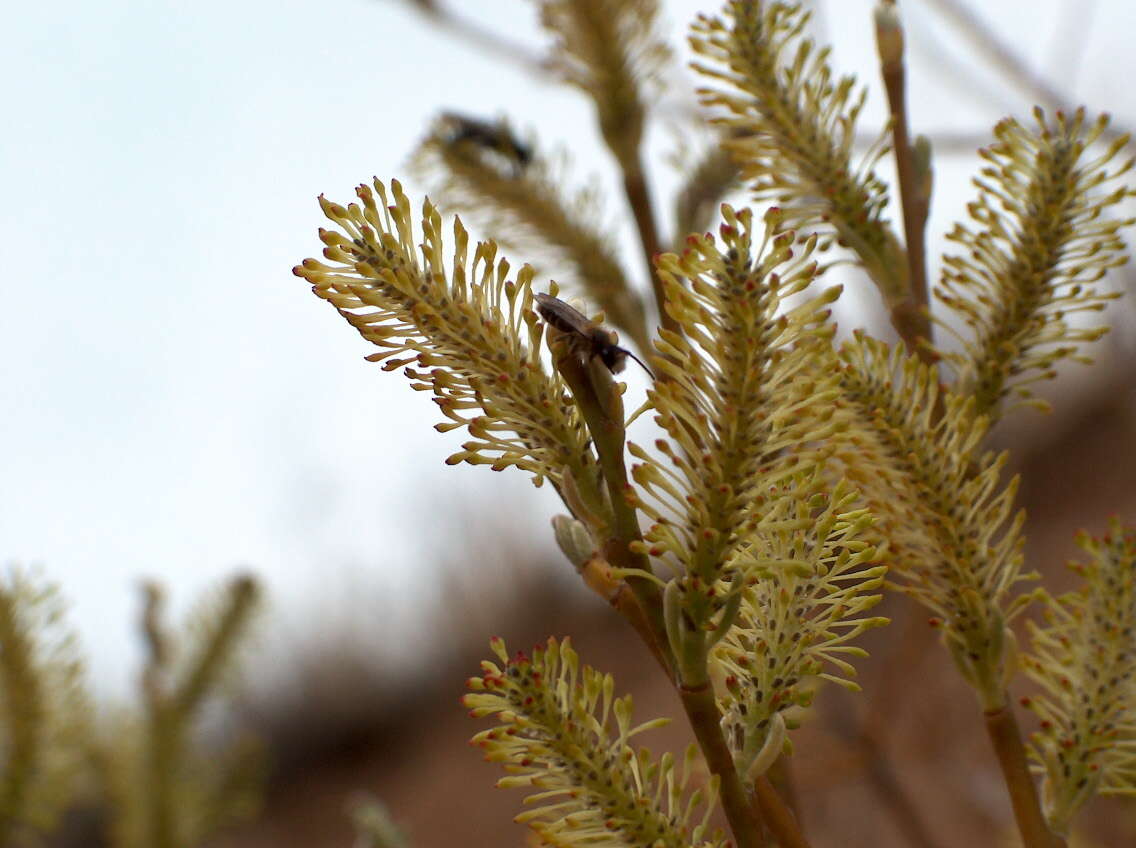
left=984, top=701, right=1063, bottom=848
left=875, top=1, right=934, bottom=356
left=752, top=775, right=811, bottom=848
left=620, top=154, right=681, bottom=338
left=408, top=1, right=550, bottom=80
left=146, top=704, right=179, bottom=848
left=679, top=682, right=768, bottom=848
left=922, top=0, right=1130, bottom=148
left=552, top=345, right=672, bottom=676
left=552, top=344, right=809, bottom=848
left=765, top=756, right=800, bottom=825
left=174, top=577, right=257, bottom=712
left=141, top=585, right=177, bottom=848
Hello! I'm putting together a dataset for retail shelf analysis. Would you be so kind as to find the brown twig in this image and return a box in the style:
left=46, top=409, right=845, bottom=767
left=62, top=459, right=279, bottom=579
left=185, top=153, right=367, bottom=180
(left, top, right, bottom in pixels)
left=924, top=0, right=1131, bottom=148
left=398, top=0, right=551, bottom=80
left=140, top=584, right=178, bottom=848
left=548, top=342, right=814, bottom=848
left=875, top=1, right=934, bottom=356
left=871, top=25, right=1057, bottom=840
left=984, top=701, right=1065, bottom=848
left=549, top=339, right=671, bottom=675
left=621, top=152, right=681, bottom=338
left=765, top=756, right=801, bottom=828
left=679, top=681, right=772, bottom=848
left=750, top=774, right=811, bottom=848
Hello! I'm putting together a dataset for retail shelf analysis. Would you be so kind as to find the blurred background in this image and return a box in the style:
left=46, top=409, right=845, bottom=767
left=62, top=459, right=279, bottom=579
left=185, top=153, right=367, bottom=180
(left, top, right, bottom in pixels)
left=3, top=0, right=1135, bottom=845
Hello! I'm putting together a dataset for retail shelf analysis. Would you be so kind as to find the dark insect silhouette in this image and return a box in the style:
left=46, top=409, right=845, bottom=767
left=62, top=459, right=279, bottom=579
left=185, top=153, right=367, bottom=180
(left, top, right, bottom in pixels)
left=439, top=112, right=532, bottom=175
left=534, top=293, right=654, bottom=379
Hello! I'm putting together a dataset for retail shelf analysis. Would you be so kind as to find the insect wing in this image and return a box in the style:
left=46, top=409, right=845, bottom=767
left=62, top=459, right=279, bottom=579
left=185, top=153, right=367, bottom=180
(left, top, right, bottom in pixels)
left=534, top=293, right=592, bottom=336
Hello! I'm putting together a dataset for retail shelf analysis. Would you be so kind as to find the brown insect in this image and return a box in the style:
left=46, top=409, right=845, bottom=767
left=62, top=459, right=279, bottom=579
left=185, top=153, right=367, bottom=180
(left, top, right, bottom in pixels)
left=534, top=293, right=655, bottom=379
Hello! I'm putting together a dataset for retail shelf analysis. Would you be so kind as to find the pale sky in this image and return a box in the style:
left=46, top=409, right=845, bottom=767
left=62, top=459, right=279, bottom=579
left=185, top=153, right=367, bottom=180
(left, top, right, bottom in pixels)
left=3, top=0, right=1132, bottom=698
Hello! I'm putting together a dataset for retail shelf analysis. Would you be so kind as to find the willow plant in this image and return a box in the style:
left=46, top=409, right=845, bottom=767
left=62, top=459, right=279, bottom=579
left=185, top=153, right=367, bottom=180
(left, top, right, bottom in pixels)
left=297, top=1, right=1135, bottom=846
left=0, top=570, right=263, bottom=847
left=0, top=571, right=87, bottom=846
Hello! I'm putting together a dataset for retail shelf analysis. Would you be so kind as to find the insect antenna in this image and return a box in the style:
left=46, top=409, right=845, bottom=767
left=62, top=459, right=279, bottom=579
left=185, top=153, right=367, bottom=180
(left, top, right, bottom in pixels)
left=620, top=347, right=655, bottom=380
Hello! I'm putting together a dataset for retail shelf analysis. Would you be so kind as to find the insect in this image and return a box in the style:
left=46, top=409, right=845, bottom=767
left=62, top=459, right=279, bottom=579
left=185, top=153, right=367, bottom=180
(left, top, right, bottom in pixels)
left=438, top=112, right=533, bottom=175
left=534, top=293, right=655, bottom=379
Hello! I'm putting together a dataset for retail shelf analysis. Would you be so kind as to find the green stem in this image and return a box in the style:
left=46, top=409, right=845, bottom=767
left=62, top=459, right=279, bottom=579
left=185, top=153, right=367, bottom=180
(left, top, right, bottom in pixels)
left=984, top=701, right=1063, bottom=848
left=551, top=344, right=671, bottom=675
left=679, top=682, right=769, bottom=848
left=550, top=340, right=810, bottom=848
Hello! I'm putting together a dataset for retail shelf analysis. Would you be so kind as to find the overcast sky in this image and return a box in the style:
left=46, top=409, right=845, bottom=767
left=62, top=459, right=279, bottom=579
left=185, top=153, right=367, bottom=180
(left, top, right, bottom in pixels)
left=3, top=0, right=1131, bottom=698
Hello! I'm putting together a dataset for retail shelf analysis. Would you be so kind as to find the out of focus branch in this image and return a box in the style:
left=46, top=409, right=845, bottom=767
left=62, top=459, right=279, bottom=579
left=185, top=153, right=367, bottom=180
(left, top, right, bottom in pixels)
left=924, top=0, right=1132, bottom=147
left=395, top=0, right=551, bottom=78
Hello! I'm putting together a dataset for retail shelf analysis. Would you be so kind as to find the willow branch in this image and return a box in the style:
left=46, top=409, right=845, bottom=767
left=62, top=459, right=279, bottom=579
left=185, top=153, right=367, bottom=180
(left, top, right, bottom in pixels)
left=141, top=584, right=178, bottom=848
left=679, top=681, right=769, bottom=848
left=399, top=0, right=551, bottom=79
left=622, top=152, right=680, bottom=337
left=551, top=341, right=815, bottom=848
left=924, top=0, right=1132, bottom=148
left=764, top=756, right=801, bottom=828
left=984, top=701, right=1065, bottom=848
left=752, top=775, right=811, bottom=848
left=551, top=343, right=671, bottom=675
left=875, top=1, right=934, bottom=355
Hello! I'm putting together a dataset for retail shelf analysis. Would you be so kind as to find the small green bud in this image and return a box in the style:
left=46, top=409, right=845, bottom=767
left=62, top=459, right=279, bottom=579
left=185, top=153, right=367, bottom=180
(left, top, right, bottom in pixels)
left=550, top=515, right=598, bottom=569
